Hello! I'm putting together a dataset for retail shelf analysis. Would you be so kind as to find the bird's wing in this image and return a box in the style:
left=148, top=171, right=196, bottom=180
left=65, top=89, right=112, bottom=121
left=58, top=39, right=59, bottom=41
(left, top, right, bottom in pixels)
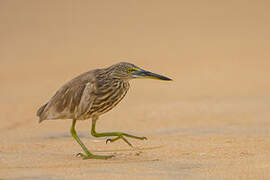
left=76, top=81, right=96, bottom=119
left=40, top=80, right=96, bottom=120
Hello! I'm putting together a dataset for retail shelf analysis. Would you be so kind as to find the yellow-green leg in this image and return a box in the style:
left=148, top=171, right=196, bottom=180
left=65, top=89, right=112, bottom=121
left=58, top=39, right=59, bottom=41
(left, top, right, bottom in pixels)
left=70, top=119, right=114, bottom=160
left=91, top=118, right=147, bottom=147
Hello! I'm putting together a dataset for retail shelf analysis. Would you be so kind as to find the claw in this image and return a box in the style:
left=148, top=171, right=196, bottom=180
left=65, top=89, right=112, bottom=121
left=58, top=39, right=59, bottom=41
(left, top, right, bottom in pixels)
left=76, top=152, right=84, bottom=157
left=142, top=136, right=147, bottom=140
left=105, top=135, right=147, bottom=147
left=106, top=138, right=112, bottom=144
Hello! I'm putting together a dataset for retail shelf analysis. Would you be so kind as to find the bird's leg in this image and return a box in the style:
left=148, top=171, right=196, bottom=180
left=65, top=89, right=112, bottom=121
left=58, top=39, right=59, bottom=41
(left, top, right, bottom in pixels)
left=91, top=118, right=147, bottom=147
left=70, top=119, right=114, bottom=160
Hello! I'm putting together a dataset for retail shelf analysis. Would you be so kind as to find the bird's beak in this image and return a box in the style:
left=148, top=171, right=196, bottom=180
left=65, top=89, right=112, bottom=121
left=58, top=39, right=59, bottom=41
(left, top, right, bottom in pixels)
left=133, top=69, right=172, bottom=81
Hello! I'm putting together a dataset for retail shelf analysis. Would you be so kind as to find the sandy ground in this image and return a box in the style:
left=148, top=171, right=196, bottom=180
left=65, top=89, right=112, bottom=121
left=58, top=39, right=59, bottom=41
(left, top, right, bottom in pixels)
left=1, top=0, right=270, bottom=179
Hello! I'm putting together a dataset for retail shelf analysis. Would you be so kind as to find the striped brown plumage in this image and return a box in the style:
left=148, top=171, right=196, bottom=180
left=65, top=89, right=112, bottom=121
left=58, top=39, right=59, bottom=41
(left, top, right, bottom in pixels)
left=37, top=64, right=130, bottom=122
left=36, top=62, right=172, bottom=160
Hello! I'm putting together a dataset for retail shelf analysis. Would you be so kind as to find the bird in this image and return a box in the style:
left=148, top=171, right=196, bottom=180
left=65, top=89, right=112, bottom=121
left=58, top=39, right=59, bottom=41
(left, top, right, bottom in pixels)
left=37, top=62, right=172, bottom=160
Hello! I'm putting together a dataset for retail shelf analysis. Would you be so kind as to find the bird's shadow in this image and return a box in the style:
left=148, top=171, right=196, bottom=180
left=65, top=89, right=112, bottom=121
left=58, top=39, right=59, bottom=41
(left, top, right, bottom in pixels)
left=38, top=131, right=164, bottom=153
left=39, top=131, right=94, bottom=139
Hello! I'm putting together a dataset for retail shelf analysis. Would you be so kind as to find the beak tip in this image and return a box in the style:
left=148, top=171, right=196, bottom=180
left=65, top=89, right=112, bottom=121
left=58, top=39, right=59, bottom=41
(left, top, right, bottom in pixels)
left=136, top=70, right=172, bottom=81
left=164, top=77, right=173, bottom=81
left=158, top=75, right=172, bottom=81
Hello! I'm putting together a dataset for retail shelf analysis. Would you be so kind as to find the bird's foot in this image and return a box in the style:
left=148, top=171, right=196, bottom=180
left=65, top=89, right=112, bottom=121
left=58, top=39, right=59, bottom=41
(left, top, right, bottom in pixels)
left=105, top=132, right=147, bottom=147
left=76, top=152, right=114, bottom=160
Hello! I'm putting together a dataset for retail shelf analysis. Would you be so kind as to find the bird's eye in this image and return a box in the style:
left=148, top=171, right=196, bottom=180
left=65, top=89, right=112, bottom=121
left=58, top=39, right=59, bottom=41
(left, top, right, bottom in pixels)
left=127, top=68, right=136, bottom=73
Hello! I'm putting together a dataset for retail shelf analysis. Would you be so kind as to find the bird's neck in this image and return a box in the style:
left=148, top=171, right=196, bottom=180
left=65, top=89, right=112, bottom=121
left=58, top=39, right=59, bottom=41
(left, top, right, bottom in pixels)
left=99, top=67, right=131, bottom=82
left=95, top=69, right=130, bottom=89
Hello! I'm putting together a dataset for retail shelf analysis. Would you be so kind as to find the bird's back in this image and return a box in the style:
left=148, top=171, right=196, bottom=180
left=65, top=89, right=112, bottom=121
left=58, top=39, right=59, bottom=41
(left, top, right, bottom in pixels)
left=37, top=69, right=98, bottom=122
left=37, top=68, right=130, bottom=122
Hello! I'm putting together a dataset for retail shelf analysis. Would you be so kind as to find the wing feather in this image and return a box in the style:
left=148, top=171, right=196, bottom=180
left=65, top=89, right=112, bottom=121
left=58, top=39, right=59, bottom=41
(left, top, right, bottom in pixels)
left=37, top=70, right=98, bottom=121
left=76, top=82, right=95, bottom=119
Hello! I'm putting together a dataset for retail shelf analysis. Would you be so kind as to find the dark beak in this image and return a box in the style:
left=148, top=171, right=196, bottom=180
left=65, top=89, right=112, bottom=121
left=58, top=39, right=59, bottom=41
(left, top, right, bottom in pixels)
left=134, top=69, right=172, bottom=81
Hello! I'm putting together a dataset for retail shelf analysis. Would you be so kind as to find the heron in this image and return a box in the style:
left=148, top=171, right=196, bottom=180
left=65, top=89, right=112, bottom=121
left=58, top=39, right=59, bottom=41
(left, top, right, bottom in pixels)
left=37, top=62, right=172, bottom=160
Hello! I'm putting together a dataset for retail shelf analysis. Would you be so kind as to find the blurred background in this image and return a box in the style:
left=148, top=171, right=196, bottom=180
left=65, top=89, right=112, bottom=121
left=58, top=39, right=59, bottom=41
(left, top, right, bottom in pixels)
left=1, top=0, right=270, bottom=98
left=1, top=0, right=270, bottom=179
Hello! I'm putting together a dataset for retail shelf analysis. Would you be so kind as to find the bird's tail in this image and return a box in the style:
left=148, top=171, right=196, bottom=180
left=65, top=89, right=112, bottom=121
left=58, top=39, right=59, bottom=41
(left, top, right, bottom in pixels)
left=36, top=103, right=48, bottom=123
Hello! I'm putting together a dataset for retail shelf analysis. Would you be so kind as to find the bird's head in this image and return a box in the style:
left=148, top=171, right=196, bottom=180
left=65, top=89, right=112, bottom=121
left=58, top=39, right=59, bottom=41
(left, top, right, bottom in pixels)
left=108, top=62, right=172, bottom=81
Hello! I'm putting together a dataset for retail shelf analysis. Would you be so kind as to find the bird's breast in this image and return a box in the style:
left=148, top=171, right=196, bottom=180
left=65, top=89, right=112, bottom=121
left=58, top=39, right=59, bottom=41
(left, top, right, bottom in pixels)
left=88, top=81, right=130, bottom=116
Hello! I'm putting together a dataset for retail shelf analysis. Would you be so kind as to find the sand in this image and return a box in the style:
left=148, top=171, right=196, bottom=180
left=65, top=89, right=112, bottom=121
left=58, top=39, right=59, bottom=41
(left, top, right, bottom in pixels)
left=1, top=0, right=270, bottom=179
